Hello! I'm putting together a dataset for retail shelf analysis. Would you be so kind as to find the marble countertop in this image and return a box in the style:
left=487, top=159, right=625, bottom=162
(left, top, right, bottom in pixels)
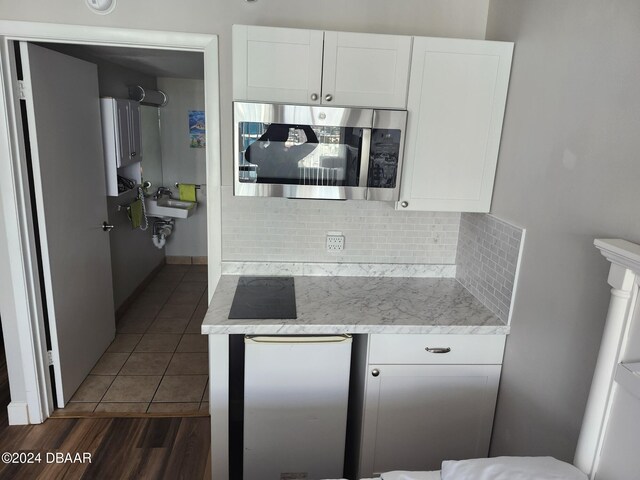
left=202, top=275, right=509, bottom=335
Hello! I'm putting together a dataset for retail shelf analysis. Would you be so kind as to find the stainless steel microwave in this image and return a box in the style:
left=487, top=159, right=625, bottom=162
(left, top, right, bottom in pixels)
left=233, top=102, right=407, bottom=201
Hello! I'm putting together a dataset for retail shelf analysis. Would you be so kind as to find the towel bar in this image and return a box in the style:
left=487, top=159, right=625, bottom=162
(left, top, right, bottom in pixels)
left=175, top=182, right=204, bottom=190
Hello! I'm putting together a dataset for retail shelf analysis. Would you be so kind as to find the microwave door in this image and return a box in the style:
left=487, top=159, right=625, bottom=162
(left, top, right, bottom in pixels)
left=234, top=102, right=373, bottom=200
left=366, top=109, right=408, bottom=202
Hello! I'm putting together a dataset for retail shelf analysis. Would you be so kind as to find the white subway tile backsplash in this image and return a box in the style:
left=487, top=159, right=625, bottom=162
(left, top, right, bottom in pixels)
left=456, top=213, right=524, bottom=324
left=221, top=187, right=460, bottom=264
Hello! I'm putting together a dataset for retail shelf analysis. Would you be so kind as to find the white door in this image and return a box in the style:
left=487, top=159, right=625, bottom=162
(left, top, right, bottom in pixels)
left=399, top=37, right=513, bottom=212
left=359, top=364, right=501, bottom=477
left=232, top=25, right=324, bottom=104
left=19, top=42, right=116, bottom=407
left=322, top=31, right=412, bottom=108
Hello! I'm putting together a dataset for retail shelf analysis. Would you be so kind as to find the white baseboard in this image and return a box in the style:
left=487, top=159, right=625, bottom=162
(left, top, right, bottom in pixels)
left=7, top=401, right=30, bottom=425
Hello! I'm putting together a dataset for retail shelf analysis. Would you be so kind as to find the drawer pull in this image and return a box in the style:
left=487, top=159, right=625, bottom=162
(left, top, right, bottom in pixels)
left=425, top=347, right=451, bottom=354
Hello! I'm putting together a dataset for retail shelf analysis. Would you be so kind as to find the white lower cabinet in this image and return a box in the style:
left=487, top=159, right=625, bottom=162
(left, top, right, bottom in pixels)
left=356, top=334, right=505, bottom=477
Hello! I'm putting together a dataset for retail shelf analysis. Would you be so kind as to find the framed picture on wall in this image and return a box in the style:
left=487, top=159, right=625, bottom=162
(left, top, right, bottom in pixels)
left=189, top=110, right=206, bottom=148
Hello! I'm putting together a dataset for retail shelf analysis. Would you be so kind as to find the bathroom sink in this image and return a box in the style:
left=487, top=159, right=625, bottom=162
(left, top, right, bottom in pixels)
left=145, top=197, right=197, bottom=219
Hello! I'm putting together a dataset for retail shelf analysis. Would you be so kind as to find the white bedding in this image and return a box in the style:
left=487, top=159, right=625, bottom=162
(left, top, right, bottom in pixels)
left=356, top=456, right=587, bottom=480
left=380, top=471, right=441, bottom=480
left=325, top=471, right=440, bottom=480
left=441, top=456, right=587, bottom=480
left=330, top=456, right=586, bottom=480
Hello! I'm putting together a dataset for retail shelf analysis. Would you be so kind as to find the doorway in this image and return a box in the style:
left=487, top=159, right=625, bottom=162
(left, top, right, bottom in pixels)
left=0, top=24, right=221, bottom=423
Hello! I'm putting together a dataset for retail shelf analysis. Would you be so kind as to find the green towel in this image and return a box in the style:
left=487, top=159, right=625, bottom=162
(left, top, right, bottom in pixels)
left=178, top=183, right=197, bottom=202
left=128, top=199, right=143, bottom=229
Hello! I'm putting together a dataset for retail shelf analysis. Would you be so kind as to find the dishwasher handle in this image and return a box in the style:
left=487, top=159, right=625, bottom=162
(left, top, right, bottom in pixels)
left=245, top=334, right=352, bottom=344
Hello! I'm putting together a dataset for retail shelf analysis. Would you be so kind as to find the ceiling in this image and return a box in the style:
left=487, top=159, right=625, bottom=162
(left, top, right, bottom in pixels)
left=40, top=43, right=204, bottom=79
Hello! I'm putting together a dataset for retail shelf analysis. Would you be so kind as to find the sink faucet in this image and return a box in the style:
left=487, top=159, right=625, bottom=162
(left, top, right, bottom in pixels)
left=154, top=187, right=173, bottom=200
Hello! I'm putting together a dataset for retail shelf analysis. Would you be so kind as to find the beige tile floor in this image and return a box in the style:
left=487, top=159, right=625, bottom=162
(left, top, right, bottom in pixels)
left=61, top=264, right=209, bottom=415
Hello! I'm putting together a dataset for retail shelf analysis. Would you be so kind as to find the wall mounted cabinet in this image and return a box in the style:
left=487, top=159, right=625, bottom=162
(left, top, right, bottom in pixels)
left=100, top=97, right=142, bottom=196
left=355, top=334, right=506, bottom=478
left=232, top=25, right=514, bottom=211
left=233, top=25, right=412, bottom=109
left=397, top=38, right=513, bottom=212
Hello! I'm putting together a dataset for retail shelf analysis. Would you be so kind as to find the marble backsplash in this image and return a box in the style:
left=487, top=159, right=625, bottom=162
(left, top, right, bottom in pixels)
left=456, top=213, right=525, bottom=324
left=221, top=186, right=460, bottom=265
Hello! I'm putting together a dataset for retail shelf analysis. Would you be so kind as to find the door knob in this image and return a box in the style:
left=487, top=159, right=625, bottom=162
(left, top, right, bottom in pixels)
left=371, top=368, right=380, bottom=377
left=102, top=222, right=115, bottom=232
left=310, top=93, right=318, bottom=101
left=325, top=94, right=333, bottom=102
left=401, top=201, right=409, bottom=208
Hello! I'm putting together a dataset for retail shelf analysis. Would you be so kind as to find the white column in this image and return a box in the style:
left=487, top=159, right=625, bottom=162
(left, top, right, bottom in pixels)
left=209, top=334, right=230, bottom=480
left=574, top=240, right=640, bottom=476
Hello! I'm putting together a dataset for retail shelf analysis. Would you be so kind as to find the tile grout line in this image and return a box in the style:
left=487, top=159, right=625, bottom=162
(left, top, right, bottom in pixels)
left=146, top=312, right=187, bottom=412
left=105, top=265, right=185, bottom=413
left=93, top=264, right=206, bottom=415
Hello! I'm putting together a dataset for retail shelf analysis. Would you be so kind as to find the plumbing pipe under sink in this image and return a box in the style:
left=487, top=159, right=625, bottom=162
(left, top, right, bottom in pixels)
left=152, top=220, right=173, bottom=249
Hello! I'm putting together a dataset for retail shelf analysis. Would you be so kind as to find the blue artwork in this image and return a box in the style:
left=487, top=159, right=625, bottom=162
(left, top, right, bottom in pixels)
left=189, top=110, right=206, bottom=148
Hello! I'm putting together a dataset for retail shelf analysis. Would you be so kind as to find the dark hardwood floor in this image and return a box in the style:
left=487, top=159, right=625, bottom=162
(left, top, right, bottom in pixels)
left=0, top=334, right=212, bottom=480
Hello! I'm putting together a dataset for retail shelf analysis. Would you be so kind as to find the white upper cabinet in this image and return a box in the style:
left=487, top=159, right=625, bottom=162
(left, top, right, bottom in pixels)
left=108, top=98, right=142, bottom=167
left=321, top=31, right=412, bottom=108
left=100, top=98, right=142, bottom=196
left=398, top=37, right=513, bottom=212
left=233, top=25, right=412, bottom=108
left=233, top=25, right=324, bottom=105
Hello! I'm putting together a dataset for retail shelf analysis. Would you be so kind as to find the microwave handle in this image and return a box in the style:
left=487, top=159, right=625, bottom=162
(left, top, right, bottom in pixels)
left=359, top=128, right=372, bottom=189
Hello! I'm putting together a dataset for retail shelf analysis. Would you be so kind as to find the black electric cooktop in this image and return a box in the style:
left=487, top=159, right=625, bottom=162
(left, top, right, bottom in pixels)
left=228, top=276, right=297, bottom=319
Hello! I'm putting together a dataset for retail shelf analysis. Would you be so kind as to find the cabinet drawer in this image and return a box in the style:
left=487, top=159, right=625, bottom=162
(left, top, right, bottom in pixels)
left=369, top=334, right=506, bottom=365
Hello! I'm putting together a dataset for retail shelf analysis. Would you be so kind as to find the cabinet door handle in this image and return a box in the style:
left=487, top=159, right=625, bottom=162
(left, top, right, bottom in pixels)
left=401, top=201, right=409, bottom=208
left=371, top=368, right=380, bottom=377
left=425, top=347, right=451, bottom=354
left=310, top=93, right=318, bottom=101
left=325, top=94, right=333, bottom=102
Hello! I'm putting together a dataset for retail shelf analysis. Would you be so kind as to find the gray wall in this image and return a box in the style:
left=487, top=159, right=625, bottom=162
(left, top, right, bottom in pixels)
left=157, top=77, right=208, bottom=257
left=96, top=60, right=165, bottom=308
left=96, top=59, right=166, bottom=308
left=485, top=0, right=640, bottom=461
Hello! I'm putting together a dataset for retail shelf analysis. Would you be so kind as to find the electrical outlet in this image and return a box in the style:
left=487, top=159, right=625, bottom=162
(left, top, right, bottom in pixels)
left=326, top=232, right=345, bottom=252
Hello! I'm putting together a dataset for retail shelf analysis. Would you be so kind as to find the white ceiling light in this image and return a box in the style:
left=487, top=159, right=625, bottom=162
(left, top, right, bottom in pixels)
left=85, top=0, right=117, bottom=15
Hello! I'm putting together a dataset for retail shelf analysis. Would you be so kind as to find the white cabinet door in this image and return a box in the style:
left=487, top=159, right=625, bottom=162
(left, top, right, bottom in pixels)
left=321, top=31, right=411, bottom=108
left=115, top=99, right=131, bottom=166
left=102, top=98, right=142, bottom=196
left=233, top=25, right=324, bottom=104
left=113, top=99, right=142, bottom=167
left=399, top=37, right=513, bottom=212
left=359, top=364, right=501, bottom=477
